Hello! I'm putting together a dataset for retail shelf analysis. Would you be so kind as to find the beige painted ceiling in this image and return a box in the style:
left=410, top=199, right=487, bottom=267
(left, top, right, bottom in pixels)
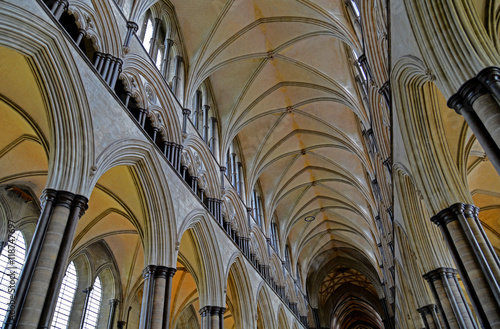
left=171, top=0, right=378, bottom=288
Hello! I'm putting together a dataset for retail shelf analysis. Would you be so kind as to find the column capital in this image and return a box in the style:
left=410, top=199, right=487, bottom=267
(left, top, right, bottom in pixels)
left=126, top=21, right=139, bottom=32
left=423, top=267, right=457, bottom=282
left=109, top=298, right=120, bottom=305
left=378, top=81, right=390, bottom=95
left=142, top=265, right=157, bottom=279
left=477, top=66, right=500, bottom=89
left=431, top=202, right=479, bottom=226
left=210, top=306, right=221, bottom=316
left=183, top=108, right=191, bottom=116
left=199, top=305, right=212, bottom=316
left=417, top=304, right=436, bottom=315
left=220, top=166, right=226, bottom=172
left=448, top=77, right=488, bottom=111
left=357, top=53, right=367, bottom=65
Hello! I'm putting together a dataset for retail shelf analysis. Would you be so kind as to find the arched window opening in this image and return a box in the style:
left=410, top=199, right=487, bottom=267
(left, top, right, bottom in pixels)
left=226, top=140, right=245, bottom=197
left=142, top=17, right=154, bottom=53
left=0, top=230, right=26, bottom=324
left=82, top=276, right=102, bottom=329
left=191, top=82, right=218, bottom=156
left=51, top=261, right=78, bottom=329
left=251, top=186, right=264, bottom=227
left=284, top=245, right=291, bottom=272
left=270, top=221, right=279, bottom=252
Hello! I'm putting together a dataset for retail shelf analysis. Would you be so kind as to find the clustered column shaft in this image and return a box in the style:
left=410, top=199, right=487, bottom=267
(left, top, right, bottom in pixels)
left=431, top=203, right=500, bottom=328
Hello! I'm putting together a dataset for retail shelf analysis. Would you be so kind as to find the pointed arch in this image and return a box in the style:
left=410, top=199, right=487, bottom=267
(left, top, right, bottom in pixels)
left=224, top=254, right=255, bottom=329
left=0, top=4, right=94, bottom=195
left=92, top=139, right=175, bottom=267
left=176, top=211, right=224, bottom=306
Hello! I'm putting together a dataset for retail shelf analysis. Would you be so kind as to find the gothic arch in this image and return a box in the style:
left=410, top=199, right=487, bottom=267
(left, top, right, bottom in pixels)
left=121, top=53, right=183, bottom=144
left=392, top=56, right=472, bottom=214
left=176, top=211, right=225, bottom=306
left=249, top=226, right=269, bottom=266
left=182, top=136, right=221, bottom=198
left=402, top=0, right=500, bottom=97
left=224, top=255, right=255, bottom=329
left=255, top=284, right=277, bottom=329
left=0, top=4, right=95, bottom=195
left=222, top=188, right=249, bottom=238
left=91, top=138, right=176, bottom=267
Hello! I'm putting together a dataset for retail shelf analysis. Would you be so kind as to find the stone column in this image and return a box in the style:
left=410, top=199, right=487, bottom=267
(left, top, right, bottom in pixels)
left=199, top=306, right=224, bottom=329
left=379, top=297, right=394, bottom=329
left=171, top=56, right=183, bottom=97
left=194, top=90, right=202, bottom=131
left=4, top=189, right=88, bottom=329
left=448, top=77, right=500, bottom=175
left=79, top=287, right=93, bottom=329
left=312, top=308, right=321, bottom=329
left=162, top=268, right=176, bottom=329
left=51, top=0, right=68, bottom=20
left=218, top=308, right=225, bottom=329
left=230, top=153, right=237, bottom=187
left=149, top=18, right=162, bottom=57
left=378, top=81, right=390, bottom=107
left=182, top=108, right=191, bottom=134
left=124, top=21, right=139, bottom=48
left=161, top=39, right=174, bottom=78
left=236, top=162, right=243, bottom=197
left=417, top=304, right=442, bottom=329
left=199, top=306, right=211, bottom=329
left=423, top=268, right=477, bottom=329
left=107, top=299, right=119, bottom=329
left=139, top=266, right=176, bottom=329
left=139, top=266, right=157, bottom=329
left=203, top=105, right=210, bottom=143
left=210, top=117, right=217, bottom=154
left=431, top=203, right=500, bottom=328
left=220, top=167, right=226, bottom=190
left=357, top=54, right=373, bottom=81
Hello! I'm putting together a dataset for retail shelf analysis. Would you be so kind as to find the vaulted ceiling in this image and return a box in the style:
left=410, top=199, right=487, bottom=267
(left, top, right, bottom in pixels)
left=170, top=0, right=381, bottom=323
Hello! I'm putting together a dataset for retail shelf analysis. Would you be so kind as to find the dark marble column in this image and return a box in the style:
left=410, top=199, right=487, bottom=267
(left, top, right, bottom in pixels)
left=171, top=56, right=183, bottom=97
left=423, top=268, right=477, bottom=329
left=417, top=304, right=442, bottom=329
left=194, top=90, right=202, bottom=131
left=312, top=307, right=321, bottom=329
left=203, top=105, right=210, bottom=143
left=124, top=21, right=139, bottom=48
left=378, top=81, right=390, bottom=107
left=4, top=189, right=88, bottom=329
left=51, top=0, right=68, bottom=20
left=107, top=299, right=119, bottom=329
left=220, top=167, right=226, bottom=190
left=149, top=18, right=162, bottom=57
left=161, top=39, right=174, bottom=77
left=139, top=266, right=176, bottom=329
left=199, top=306, right=224, bottom=329
left=448, top=75, right=500, bottom=174
left=236, top=162, right=243, bottom=197
left=210, top=117, right=217, bottom=154
left=379, top=297, right=394, bottom=329
left=431, top=203, right=500, bottom=328
left=182, top=108, right=191, bottom=134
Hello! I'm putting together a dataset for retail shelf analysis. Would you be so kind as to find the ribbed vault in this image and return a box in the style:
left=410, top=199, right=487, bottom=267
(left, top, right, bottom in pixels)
left=169, top=1, right=382, bottom=327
